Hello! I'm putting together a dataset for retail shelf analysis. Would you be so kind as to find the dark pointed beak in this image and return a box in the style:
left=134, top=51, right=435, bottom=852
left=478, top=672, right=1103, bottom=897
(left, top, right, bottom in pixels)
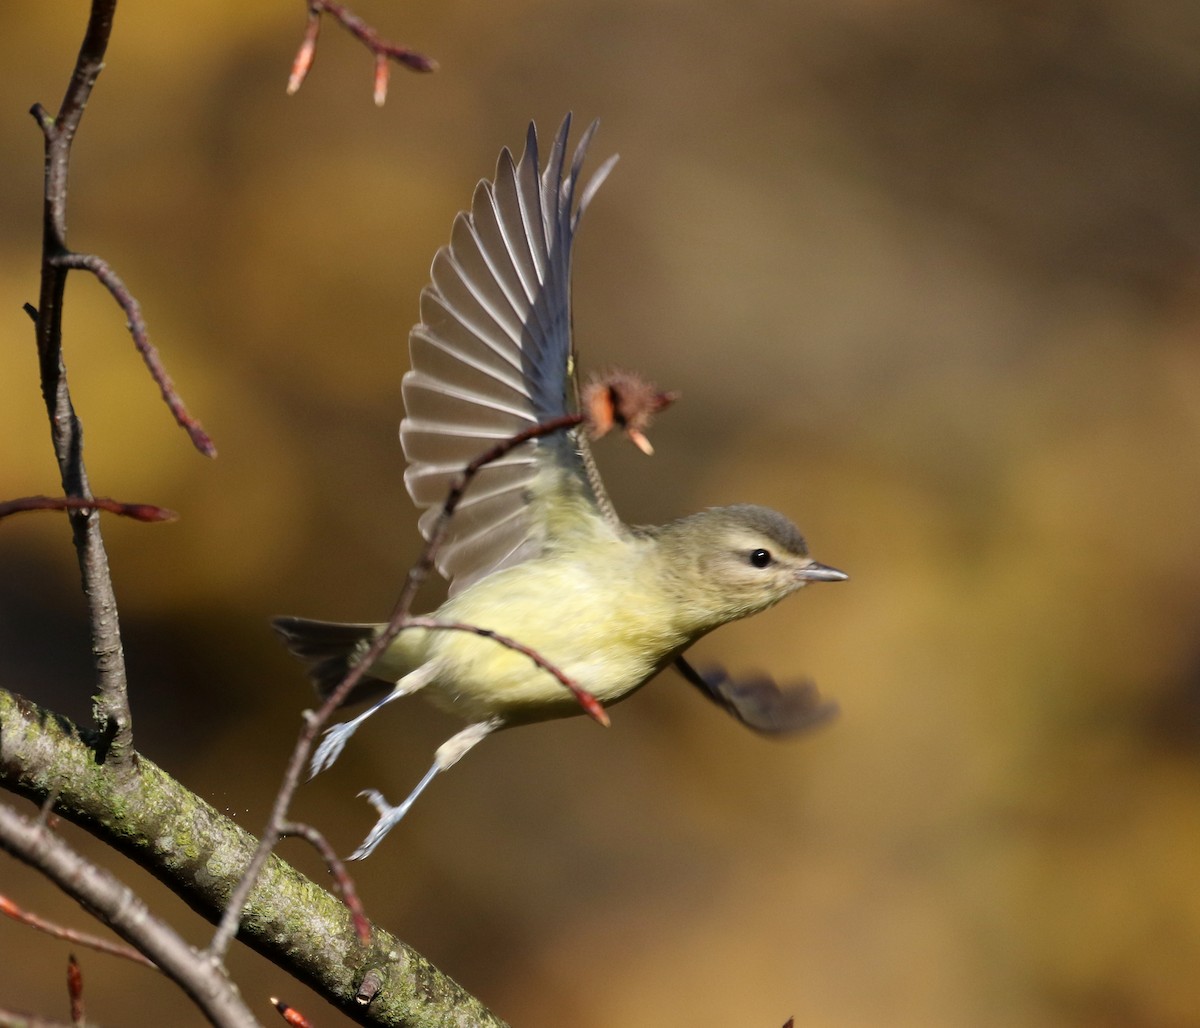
left=798, top=560, right=849, bottom=583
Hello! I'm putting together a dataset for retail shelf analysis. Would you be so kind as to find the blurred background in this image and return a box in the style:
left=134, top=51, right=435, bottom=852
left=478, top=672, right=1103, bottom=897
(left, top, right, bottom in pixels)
left=3, top=2, right=1200, bottom=1025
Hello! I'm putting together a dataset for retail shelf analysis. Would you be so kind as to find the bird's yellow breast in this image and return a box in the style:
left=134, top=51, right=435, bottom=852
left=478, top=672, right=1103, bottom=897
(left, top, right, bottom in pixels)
left=398, top=534, right=691, bottom=724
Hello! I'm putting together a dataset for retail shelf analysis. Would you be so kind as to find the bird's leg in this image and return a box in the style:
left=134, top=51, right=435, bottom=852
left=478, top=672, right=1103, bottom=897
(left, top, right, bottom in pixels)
left=348, top=718, right=502, bottom=859
left=310, top=664, right=437, bottom=777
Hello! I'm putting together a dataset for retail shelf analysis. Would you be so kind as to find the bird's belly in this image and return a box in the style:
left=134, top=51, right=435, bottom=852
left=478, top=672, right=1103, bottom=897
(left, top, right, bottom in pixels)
left=423, top=628, right=661, bottom=724
left=420, top=565, right=683, bottom=724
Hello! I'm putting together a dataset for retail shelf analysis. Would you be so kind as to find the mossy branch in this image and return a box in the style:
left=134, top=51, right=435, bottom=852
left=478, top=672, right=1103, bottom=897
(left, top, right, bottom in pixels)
left=0, top=688, right=507, bottom=1028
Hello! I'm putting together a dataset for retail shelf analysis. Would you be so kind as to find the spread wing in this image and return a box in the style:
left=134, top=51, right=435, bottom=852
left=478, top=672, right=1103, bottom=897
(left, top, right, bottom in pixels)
left=400, top=115, right=620, bottom=594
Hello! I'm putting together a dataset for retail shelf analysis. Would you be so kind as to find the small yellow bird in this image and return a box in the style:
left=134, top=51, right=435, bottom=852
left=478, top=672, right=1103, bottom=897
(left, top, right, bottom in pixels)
left=274, top=116, right=847, bottom=859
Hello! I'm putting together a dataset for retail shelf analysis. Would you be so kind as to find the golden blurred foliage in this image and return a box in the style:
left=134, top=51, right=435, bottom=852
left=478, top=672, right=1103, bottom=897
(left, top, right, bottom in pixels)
left=4, top=2, right=1200, bottom=1025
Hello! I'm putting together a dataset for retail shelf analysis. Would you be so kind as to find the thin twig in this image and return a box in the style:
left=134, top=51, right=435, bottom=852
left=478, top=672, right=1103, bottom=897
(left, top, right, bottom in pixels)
left=0, top=802, right=257, bottom=1027
left=209, top=413, right=584, bottom=959
left=66, top=955, right=83, bottom=1027
left=213, top=376, right=672, bottom=955
left=36, top=790, right=61, bottom=827
left=287, top=0, right=437, bottom=105
left=0, top=495, right=177, bottom=524
left=0, top=894, right=156, bottom=969
left=287, top=9, right=320, bottom=94
left=51, top=252, right=216, bottom=458
left=278, top=821, right=370, bottom=944
left=406, top=618, right=609, bottom=726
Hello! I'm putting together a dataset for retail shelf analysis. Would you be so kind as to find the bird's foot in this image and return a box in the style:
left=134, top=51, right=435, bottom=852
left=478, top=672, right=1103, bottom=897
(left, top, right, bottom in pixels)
left=348, top=781, right=429, bottom=860
left=310, top=719, right=358, bottom=777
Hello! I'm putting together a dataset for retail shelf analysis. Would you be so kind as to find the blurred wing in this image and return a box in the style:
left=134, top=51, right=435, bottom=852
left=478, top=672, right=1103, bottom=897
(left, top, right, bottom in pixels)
left=673, top=656, right=840, bottom=735
left=401, top=115, right=620, bottom=594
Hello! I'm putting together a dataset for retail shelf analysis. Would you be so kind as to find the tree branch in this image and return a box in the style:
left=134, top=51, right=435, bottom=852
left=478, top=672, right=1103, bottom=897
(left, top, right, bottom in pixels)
left=0, top=689, right=508, bottom=1028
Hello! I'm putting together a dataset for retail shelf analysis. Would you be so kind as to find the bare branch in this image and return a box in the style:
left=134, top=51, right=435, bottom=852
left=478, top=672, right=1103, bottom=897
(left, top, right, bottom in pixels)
left=30, top=0, right=133, bottom=768
left=286, top=0, right=437, bottom=104
left=0, top=495, right=177, bottom=524
left=30, top=6, right=215, bottom=460
left=26, top=1, right=216, bottom=769
left=209, top=413, right=586, bottom=959
left=51, top=252, right=216, bottom=458
left=0, top=802, right=258, bottom=1027
left=0, top=894, right=156, bottom=969
left=286, top=9, right=320, bottom=94
left=216, top=377, right=675, bottom=954
left=66, top=955, right=83, bottom=1027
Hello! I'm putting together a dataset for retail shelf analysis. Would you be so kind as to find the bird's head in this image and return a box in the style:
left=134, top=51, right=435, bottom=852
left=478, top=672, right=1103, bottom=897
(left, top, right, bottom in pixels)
left=653, top=503, right=847, bottom=635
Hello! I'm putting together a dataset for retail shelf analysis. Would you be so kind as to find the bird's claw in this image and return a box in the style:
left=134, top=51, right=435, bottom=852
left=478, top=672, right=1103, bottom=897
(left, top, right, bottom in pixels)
left=349, top=789, right=412, bottom=860
left=310, top=721, right=355, bottom=777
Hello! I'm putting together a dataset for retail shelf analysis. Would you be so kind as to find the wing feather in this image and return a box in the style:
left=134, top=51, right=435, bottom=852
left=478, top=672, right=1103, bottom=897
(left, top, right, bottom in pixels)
left=468, top=185, right=535, bottom=332
left=417, top=292, right=523, bottom=374
left=400, top=115, right=618, bottom=593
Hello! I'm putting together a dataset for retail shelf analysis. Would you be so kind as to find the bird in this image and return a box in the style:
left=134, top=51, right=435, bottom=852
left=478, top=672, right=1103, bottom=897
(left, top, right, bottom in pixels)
left=273, top=115, right=847, bottom=859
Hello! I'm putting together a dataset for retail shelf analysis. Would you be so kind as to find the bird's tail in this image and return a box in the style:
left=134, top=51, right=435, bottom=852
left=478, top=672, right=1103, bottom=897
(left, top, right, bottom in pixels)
left=271, top=616, right=393, bottom=707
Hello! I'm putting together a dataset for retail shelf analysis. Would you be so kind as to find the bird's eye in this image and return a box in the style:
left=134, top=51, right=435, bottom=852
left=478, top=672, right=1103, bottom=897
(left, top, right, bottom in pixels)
left=749, top=548, right=772, bottom=569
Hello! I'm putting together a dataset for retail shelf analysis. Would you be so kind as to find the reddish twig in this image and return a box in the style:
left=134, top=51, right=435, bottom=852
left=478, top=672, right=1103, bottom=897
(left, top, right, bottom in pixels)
left=66, top=955, right=83, bottom=1027
left=278, top=821, right=370, bottom=945
left=209, top=412, right=584, bottom=958
left=212, top=376, right=673, bottom=955
left=324, top=413, right=594, bottom=722
left=372, top=54, right=389, bottom=107
left=287, top=9, right=320, bottom=93
left=271, top=997, right=315, bottom=1028
left=406, top=618, right=610, bottom=727
left=0, top=894, right=156, bottom=969
left=0, top=495, right=177, bottom=524
left=49, top=253, right=216, bottom=458
left=287, top=0, right=437, bottom=106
